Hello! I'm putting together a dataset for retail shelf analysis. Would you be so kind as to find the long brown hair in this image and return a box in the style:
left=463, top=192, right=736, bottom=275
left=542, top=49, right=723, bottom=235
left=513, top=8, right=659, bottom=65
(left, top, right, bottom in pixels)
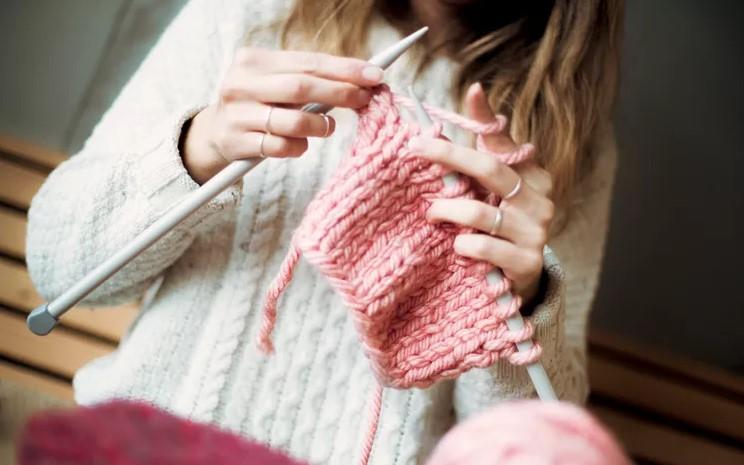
left=274, top=0, right=623, bottom=208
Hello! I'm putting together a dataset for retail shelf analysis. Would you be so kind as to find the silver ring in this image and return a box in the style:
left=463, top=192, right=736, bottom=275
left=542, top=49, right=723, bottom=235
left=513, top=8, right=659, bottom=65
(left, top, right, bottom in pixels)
left=488, top=207, right=503, bottom=236
left=258, top=132, right=267, bottom=158
left=503, top=177, right=522, bottom=201
left=321, top=114, right=332, bottom=137
left=264, top=106, right=275, bottom=135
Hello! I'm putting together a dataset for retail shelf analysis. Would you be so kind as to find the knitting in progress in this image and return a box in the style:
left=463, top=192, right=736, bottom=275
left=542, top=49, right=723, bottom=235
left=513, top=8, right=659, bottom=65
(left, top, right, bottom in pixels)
left=259, top=84, right=540, bottom=386
left=256, top=85, right=546, bottom=464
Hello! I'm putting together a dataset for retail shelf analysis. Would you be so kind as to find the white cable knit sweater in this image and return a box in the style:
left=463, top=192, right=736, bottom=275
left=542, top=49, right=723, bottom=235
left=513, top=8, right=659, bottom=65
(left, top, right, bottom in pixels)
left=26, top=0, right=617, bottom=463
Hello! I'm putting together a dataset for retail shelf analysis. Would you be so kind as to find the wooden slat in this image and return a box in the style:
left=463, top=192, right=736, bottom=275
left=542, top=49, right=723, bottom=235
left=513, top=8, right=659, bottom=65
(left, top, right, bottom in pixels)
left=0, top=257, right=138, bottom=342
left=593, top=406, right=744, bottom=465
left=0, top=158, right=46, bottom=210
left=0, top=257, right=39, bottom=308
left=0, top=207, right=26, bottom=257
left=0, top=360, right=73, bottom=401
left=590, top=329, right=744, bottom=397
left=589, top=354, right=744, bottom=442
left=0, top=310, right=113, bottom=379
left=0, top=133, right=66, bottom=170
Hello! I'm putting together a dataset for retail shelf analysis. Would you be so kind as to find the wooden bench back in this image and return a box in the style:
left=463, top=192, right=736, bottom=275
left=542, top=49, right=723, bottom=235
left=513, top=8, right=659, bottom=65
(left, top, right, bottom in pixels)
left=0, top=134, right=137, bottom=400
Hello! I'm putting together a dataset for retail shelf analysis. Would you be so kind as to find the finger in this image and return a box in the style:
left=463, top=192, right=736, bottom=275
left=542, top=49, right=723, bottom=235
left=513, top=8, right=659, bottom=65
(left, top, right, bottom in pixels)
left=464, top=82, right=515, bottom=152
left=233, top=47, right=384, bottom=86
left=427, top=198, right=547, bottom=248
left=408, top=136, right=528, bottom=200
left=218, top=131, right=308, bottom=160
left=221, top=72, right=372, bottom=109
left=513, top=162, right=553, bottom=199
left=224, top=102, right=335, bottom=138
left=453, top=233, right=543, bottom=286
left=465, top=82, right=494, bottom=122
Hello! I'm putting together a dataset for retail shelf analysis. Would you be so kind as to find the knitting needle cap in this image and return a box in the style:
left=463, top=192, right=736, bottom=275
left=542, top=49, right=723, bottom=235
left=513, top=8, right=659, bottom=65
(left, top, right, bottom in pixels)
left=27, top=305, right=57, bottom=336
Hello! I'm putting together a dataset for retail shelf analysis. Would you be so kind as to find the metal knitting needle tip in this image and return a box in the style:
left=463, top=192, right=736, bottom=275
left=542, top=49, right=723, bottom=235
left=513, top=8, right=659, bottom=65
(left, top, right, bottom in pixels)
left=407, top=88, right=557, bottom=401
left=370, top=27, right=428, bottom=69
left=302, top=27, right=428, bottom=114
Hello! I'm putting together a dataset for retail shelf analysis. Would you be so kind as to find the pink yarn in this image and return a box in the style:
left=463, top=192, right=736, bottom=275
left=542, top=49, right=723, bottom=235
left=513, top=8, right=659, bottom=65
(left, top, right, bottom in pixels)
left=258, top=85, right=540, bottom=388
left=426, top=401, right=632, bottom=465
left=356, top=383, right=384, bottom=465
left=256, top=85, right=543, bottom=465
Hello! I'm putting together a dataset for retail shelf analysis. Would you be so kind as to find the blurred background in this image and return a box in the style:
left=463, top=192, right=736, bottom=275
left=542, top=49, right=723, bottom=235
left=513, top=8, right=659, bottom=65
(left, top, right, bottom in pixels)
left=0, top=0, right=742, bottom=463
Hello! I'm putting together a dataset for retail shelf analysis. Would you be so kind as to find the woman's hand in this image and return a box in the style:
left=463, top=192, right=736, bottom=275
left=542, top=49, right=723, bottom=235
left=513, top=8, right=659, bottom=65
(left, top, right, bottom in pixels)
left=408, top=83, right=555, bottom=303
left=182, top=48, right=384, bottom=184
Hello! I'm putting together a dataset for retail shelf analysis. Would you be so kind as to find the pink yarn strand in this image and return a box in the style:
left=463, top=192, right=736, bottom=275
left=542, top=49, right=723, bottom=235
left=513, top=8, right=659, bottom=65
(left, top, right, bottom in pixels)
left=356, top=382, right=384, bottom=465
left=393, top=93, right=508, bottom=136
left=257, top=242, right=302, bottom=354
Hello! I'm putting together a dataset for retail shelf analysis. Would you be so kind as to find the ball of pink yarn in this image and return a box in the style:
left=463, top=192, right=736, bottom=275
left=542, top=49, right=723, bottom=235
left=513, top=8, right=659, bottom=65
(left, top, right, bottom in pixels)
left=426, top=401, right=631, bottom=465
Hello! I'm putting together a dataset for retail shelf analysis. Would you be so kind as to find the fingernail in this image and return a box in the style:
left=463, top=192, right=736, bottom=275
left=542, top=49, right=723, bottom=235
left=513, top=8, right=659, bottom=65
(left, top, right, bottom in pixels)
left=362, top=66, right=383, bottom=82
left=408, top=136, right=424, bottom=152
left=453, top=235, right=465, bottom=252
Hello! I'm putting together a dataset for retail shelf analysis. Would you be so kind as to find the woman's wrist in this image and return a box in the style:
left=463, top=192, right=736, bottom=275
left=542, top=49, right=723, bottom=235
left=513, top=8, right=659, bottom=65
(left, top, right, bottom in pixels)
left=180, top=106, right=228, bottom=185
left=519, top=267, right=549, bottom=317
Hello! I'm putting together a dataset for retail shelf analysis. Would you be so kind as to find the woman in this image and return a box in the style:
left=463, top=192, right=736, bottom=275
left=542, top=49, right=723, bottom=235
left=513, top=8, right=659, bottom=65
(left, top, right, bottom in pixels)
left=27, top=0, right=622, bottom=464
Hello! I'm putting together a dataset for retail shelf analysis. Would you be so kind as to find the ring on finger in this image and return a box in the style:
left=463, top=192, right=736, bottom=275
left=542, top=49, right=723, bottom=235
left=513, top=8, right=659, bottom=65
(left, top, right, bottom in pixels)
left=321, top=114, right=332, bottom=137
left=488, top=207, right=504, bottom=236
left=264, top=106, right=275, bottom=135
left=258, top=133, right=267, bottom=158
left=503, top=176, right=522, bottom=201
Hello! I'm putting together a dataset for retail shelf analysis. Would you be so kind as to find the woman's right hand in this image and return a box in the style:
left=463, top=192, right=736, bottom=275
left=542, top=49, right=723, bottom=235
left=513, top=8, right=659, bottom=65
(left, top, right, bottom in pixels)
left=182, top=48, right=384, bottom=184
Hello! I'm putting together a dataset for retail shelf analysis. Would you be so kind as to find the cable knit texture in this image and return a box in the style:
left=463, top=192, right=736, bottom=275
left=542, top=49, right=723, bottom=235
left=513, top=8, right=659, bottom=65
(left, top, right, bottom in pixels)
left=259, top=87, right=541, bottom=389
left=25, top=1, right=617, bottom=465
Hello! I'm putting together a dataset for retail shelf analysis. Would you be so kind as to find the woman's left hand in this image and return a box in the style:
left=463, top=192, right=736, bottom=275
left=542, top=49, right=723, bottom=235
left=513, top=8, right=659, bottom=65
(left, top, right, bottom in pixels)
left=408, top=83, right=555, bottom=303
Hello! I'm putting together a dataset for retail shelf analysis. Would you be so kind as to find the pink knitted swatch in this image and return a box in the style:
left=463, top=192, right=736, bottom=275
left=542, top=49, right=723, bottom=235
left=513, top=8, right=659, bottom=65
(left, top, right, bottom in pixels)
left=258, top=85, right=540, bottom=387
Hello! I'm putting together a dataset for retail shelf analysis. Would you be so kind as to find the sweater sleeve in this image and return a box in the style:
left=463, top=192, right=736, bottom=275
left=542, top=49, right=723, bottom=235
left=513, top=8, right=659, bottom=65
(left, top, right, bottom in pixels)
left=26, top=0, right=262, bottom=306
left=452, top=127, right=618, bottom=417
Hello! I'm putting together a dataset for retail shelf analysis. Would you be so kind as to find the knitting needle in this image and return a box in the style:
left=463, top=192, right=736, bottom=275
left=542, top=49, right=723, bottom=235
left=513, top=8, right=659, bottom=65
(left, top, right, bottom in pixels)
left=407, top=88, right=557, bottom=401
left=27, top=27, right=429, bottom=336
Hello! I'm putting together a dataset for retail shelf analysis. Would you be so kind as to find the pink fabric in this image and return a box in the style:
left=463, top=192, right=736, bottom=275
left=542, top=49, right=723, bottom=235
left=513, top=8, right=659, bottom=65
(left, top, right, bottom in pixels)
left=258, top=85, right=540, bottom=388
left=426, top=401, right=632, bottom=465
left=18, top=400, right=308, bottom=465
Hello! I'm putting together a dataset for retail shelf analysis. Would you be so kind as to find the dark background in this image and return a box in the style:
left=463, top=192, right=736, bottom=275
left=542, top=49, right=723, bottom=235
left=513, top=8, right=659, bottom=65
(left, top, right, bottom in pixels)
left=1, top=0, right=742, bottom=373
left=595, top=0, right=744, bottom=372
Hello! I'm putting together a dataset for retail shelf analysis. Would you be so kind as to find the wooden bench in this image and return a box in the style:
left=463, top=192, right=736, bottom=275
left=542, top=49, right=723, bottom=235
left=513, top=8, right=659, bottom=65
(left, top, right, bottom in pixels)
left=0, top=134, right=138, bottom=401
left=1, top=134, right=742, bottom=464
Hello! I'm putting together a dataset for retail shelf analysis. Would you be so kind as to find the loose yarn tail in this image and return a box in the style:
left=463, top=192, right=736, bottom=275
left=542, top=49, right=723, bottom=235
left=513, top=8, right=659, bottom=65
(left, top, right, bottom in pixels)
left=356, top=382, right=384, bottom=465
left=257, top=242, right=302, bottom=354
